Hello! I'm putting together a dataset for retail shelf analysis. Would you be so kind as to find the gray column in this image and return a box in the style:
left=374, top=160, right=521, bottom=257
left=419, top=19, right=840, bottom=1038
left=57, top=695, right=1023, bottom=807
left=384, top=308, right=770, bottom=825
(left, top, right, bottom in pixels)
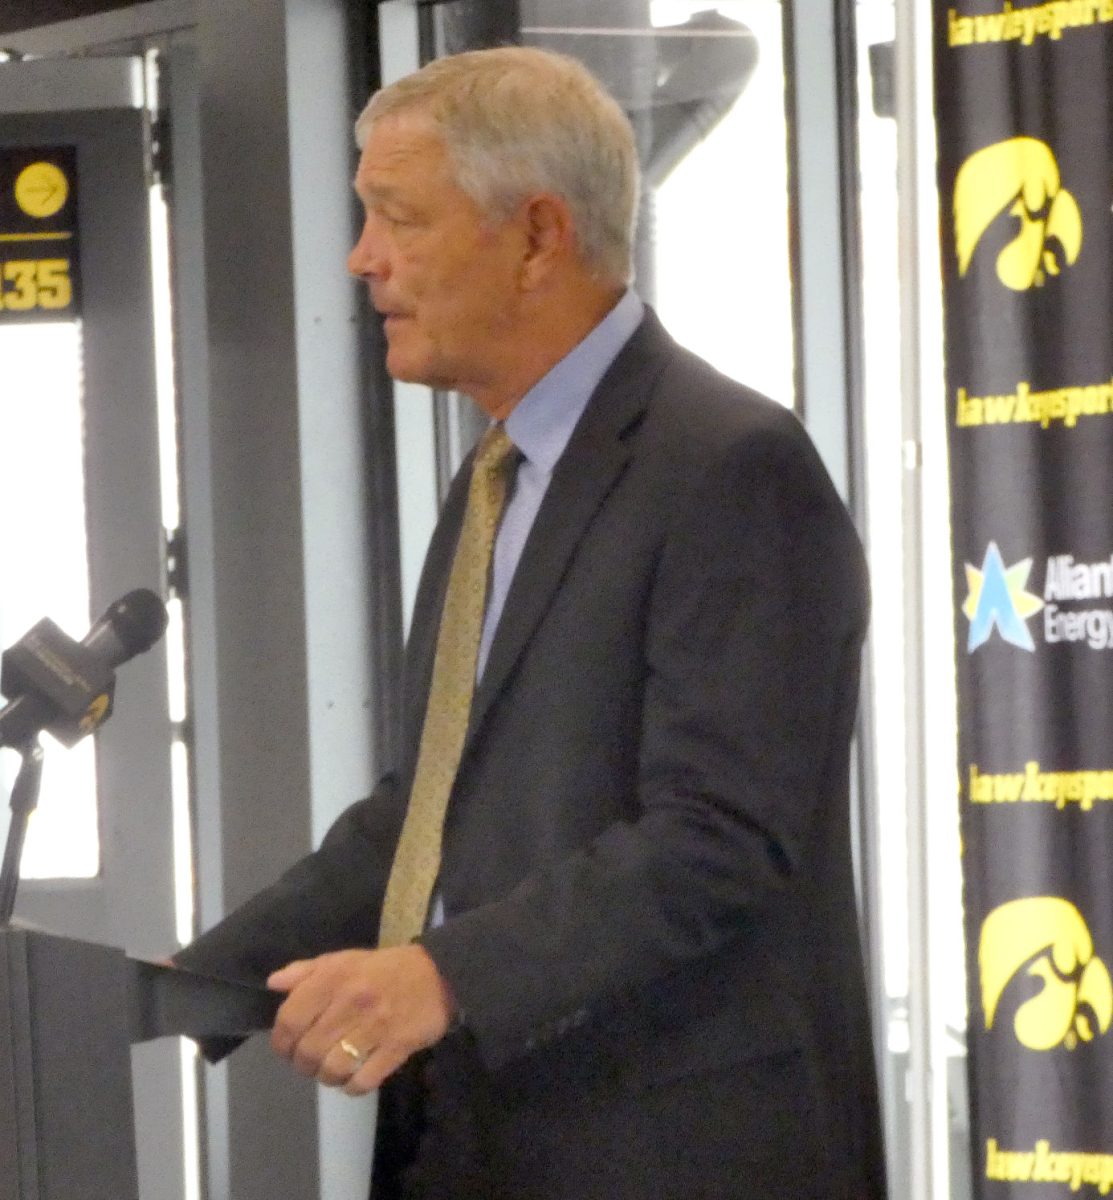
left=188, top=0, right=375, bottom=1195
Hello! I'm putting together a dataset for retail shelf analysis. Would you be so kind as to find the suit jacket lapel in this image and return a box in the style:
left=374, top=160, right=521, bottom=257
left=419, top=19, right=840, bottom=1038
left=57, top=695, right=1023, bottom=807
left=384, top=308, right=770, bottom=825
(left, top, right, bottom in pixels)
left=465, top=312, right=674, bottom=746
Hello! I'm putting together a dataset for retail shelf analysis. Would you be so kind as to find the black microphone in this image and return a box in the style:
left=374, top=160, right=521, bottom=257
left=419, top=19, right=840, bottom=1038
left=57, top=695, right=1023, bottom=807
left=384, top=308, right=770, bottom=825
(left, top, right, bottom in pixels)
left=0, top=588, right=169, bottom=751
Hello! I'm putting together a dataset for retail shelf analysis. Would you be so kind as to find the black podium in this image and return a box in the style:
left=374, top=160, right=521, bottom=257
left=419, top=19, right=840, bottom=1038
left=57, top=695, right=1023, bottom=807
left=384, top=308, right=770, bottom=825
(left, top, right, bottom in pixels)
left=0, top=928, right=279, bottom=1199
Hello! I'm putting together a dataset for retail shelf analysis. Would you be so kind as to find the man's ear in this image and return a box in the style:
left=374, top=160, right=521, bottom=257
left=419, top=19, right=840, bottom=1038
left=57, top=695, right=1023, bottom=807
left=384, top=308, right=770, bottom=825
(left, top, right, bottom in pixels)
left=518, top=192, right=578, bottom=289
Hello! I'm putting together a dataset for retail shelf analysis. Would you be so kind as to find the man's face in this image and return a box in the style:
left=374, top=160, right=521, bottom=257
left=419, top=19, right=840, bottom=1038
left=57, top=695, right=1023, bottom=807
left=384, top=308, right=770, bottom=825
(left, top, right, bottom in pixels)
left=348, top=115, right=525, bottom=400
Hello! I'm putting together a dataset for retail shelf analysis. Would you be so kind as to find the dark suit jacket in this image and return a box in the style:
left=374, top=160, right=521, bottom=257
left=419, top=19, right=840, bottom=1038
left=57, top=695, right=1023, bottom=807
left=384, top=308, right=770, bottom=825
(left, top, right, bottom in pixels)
left=176, top=311, right=885, bottom=1200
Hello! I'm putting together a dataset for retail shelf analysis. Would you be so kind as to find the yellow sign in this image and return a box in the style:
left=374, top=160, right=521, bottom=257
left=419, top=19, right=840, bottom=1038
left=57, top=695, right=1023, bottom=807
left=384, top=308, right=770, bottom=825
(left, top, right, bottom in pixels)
left=0, top=145, right=79, bottom=322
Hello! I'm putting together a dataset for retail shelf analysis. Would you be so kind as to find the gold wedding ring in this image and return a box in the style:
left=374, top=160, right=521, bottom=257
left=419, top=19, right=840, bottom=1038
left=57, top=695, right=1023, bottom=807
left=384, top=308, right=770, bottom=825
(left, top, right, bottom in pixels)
left=339, top=1038, right=366, bottom=1065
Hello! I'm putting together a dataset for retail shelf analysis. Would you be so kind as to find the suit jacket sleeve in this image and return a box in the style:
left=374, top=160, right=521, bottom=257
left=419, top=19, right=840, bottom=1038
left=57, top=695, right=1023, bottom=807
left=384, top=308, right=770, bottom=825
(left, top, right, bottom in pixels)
left=419, top=405, right=869, bottom=1070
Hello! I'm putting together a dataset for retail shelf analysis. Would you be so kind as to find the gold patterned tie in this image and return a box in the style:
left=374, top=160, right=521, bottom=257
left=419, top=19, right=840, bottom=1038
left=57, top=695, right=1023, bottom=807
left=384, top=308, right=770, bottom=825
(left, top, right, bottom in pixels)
left=378, top=424, right=518, bottom=947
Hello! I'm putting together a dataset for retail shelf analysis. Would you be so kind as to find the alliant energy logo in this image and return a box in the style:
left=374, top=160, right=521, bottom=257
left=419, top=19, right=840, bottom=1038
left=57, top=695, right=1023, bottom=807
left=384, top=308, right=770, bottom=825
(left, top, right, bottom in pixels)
left=980, top=897, right=1113, bottom=1051
left=954, top=136, right=1082, bottom=290
left=963, top=542, right=1044, bottom=651
left=963, top=543, right=1113, bottom=651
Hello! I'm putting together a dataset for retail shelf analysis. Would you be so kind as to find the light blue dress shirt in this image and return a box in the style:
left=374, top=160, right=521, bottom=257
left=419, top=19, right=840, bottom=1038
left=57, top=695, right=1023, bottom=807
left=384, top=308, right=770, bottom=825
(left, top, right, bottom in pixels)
left=477, top=287, right=645, bottom=679
left=427, top=288, right=643, bottom=931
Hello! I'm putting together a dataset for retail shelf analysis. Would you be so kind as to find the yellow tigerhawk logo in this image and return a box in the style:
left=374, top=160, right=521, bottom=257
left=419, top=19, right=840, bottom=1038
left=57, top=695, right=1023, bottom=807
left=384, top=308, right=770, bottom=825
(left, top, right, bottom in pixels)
left=954, top=137, right=1083, bottom=290
left=980, top=897, right=1113, bottom=1051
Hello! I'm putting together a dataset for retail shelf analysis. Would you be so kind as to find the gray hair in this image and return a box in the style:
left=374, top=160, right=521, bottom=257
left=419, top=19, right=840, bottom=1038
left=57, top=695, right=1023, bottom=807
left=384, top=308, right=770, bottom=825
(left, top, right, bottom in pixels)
left=355, top=46, right=639, bottom=285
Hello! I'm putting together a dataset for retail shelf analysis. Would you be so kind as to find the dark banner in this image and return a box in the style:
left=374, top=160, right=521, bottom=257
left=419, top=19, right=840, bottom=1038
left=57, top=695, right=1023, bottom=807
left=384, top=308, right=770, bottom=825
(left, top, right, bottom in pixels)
left=0, top=145, right=80, bottom=323
left=935, top=3, right=1113, bottom=1196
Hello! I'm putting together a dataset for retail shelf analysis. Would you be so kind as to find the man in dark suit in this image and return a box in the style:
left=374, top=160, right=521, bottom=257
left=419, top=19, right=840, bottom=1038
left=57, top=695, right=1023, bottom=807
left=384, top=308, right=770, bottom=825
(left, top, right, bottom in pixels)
left=175, top=45, right=884, bottom=1199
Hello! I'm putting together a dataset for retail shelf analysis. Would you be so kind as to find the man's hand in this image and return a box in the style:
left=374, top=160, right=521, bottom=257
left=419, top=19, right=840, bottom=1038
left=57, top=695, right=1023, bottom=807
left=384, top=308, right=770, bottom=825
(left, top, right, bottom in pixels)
left=268, top=945, right=455, bottom=1096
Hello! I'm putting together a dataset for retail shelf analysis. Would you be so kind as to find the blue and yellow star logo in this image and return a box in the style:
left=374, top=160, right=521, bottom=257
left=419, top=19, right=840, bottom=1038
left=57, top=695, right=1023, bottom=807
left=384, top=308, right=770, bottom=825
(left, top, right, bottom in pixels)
left=963, top=542, right=1044, bottom=652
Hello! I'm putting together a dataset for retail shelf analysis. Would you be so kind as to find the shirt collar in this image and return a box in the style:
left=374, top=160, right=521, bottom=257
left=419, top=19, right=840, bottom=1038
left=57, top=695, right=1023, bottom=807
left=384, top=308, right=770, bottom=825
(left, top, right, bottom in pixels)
left=504, top=288, right=644, bottom=474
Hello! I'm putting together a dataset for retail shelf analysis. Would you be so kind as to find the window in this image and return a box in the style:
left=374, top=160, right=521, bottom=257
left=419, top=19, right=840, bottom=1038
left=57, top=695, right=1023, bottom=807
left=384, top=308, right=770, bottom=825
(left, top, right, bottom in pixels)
left=0, top=319, right=99, bottom=878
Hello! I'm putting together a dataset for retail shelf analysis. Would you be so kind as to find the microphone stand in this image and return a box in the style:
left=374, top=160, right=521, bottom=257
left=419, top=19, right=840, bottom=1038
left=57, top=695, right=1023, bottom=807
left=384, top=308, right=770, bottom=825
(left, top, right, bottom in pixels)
left=0, top=739, right=44, bottom=925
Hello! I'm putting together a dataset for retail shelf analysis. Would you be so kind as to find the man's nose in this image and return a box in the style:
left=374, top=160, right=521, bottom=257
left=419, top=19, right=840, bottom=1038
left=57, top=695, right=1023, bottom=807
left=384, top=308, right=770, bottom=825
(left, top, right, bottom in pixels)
left=348, top=217, right=387, bottom=280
